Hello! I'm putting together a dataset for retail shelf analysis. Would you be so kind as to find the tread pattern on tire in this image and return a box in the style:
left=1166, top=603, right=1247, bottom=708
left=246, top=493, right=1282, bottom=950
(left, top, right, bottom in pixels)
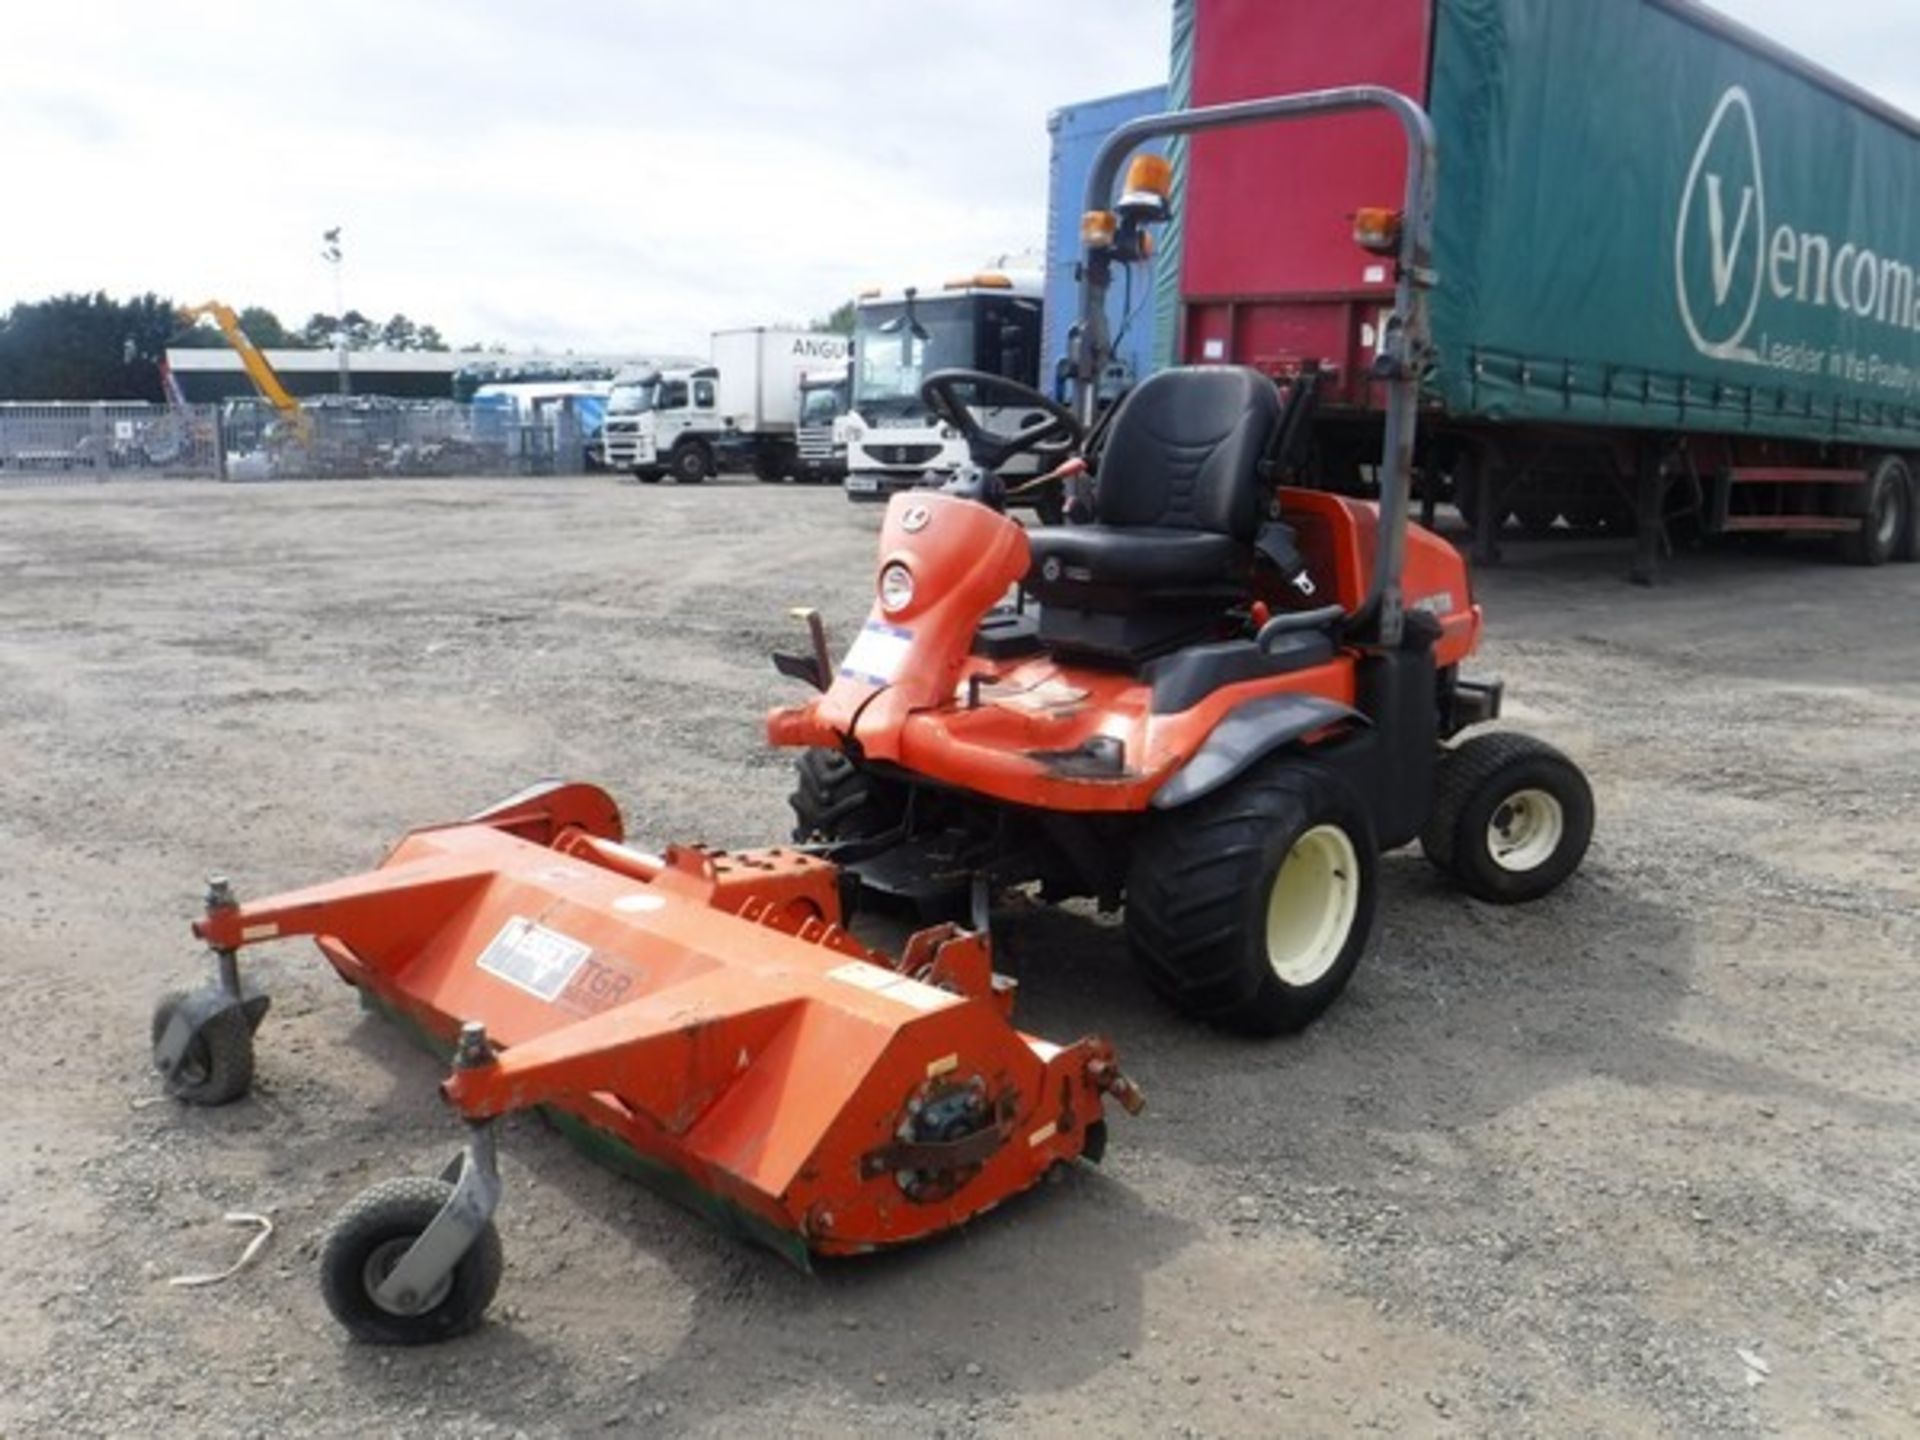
left=1127, top=764, right=1364, bottom=1023
left=1421, top=731, right=1558, bottom=870
left=320, top=1176, right=503, bottom=1346
left=1421, top=731, right=1592, bottom=905
left=790, top=748, right=899, bottom=842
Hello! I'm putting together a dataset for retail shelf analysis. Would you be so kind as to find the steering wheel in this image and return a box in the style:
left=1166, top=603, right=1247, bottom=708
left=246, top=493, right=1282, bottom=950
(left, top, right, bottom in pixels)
left=919, top=369, right=1085, bottom=472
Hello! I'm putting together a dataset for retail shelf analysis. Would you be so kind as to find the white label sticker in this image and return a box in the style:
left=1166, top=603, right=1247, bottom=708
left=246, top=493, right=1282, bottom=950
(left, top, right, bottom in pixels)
left=1363, top=264, right=1389, bottom=285
left=838, top=620, right=914, bottom=687
left=825, top=962, right=960, bottom=1013
left=1202, top=338, right=1226, bottom=360
left=476, top=916, right=592, bottom=1001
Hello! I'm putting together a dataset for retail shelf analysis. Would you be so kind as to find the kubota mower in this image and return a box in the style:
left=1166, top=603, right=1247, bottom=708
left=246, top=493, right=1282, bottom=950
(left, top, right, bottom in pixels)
left=150, top=88, right=1590, bottom=1350
left=769, top=88, right=1593, bottom=1038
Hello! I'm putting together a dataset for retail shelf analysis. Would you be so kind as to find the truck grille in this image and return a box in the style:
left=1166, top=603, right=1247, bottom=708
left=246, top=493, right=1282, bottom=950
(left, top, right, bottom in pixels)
left=863, top=443, right=942, bottom=467
left=797, top=426, right=839, bottom=461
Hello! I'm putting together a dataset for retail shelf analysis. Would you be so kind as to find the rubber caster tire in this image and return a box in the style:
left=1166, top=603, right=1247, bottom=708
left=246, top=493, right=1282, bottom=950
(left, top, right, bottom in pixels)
left=1421, top=732, right=1594, bottom=904
left=151, top=990, right=255, bottom=1106
left=1127, top=762, right=1377, bottom=1037
left=1841, top=457, right=1910, bottom=567
left=320, top=1177, right=503, bottom=1346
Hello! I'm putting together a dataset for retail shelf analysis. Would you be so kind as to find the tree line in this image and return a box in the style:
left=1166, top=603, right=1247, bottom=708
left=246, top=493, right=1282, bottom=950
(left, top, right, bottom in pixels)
left=0, top=292, right=454, bottom=402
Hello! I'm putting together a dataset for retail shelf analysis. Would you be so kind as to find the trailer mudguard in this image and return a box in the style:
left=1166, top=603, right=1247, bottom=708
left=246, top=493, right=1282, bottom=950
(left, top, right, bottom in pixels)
left=1150, top=692, right=1363, bottom=810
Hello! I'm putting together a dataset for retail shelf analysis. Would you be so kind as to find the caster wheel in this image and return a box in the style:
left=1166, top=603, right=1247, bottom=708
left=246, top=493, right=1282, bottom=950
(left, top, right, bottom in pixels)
left=320, top=1177, right=503, bottom=1345
left=151, top=990, right=255, bottom=1105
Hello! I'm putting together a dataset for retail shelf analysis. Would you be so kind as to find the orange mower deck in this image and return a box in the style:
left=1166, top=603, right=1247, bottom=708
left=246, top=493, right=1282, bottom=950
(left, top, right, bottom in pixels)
left=161, top=781, right=1139, bottom=1339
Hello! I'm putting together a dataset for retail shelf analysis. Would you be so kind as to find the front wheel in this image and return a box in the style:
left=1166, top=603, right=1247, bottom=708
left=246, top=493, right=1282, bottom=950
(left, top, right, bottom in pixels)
left=1127, top=763, right=1377, bottom=1037
left=319, top=1177, right=503, bottom=1345
left=670, top=443, right=712, bottom=484
left=1421, top=733, right=1593, bottom=903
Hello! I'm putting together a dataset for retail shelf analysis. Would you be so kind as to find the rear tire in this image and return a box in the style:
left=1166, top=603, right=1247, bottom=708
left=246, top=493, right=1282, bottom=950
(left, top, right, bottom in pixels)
left=1127, top=762, right=1377, bottom=1037
left=1421, top=733, right=1593, bottom=903
left=1841, top=457, right=1910, bottom=567
left=789, top=748, right=905, bottom=843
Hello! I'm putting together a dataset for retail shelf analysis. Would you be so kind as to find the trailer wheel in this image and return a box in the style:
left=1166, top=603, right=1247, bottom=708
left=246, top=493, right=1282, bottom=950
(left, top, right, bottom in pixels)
left=320, top=1177, right=503, bottom=1346
left=151, top=989, right=255, bottom=1106
left=670, top=442, right=712, bottom=484
left=1421, top=733, right=1593, bottom=904
left=1127, top=762, right=1377, bottom=1037
left=790, top=747, right=905, bottom=843
left=1840, top=458, right=1909, bottom=566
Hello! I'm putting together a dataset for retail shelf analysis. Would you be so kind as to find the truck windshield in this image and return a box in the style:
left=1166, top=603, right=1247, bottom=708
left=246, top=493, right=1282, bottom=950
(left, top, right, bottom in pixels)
left=800, top=384, right=846, bottom=426
left=853, top=295, right=1039, bottom=416
left=607, top=381, right=656, bottom=415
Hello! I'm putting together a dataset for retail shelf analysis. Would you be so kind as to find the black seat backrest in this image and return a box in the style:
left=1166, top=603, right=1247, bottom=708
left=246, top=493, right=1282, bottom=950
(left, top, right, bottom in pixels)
left=1095, top=366, right=1283, bottom=542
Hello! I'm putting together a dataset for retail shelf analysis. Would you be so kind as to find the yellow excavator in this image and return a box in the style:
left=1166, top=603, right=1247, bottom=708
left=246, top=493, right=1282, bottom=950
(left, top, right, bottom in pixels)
left=178, top=301, right=314, bottom=445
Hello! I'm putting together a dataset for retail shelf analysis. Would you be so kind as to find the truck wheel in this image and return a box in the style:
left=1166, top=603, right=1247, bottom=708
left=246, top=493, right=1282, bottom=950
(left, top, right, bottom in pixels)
left=1843, top=457, right=1911, bottom=566
left=1421, top=733, right=1593, bottom=904
left=631, top=466, right=660, bottom=485
left=670, top=443, right=712, bottom=484
left=789, top=748, right=905, bottom=843
left=753, top=456, right=786, bottom=484
left=1127, top=763, right=1377, bottom=1037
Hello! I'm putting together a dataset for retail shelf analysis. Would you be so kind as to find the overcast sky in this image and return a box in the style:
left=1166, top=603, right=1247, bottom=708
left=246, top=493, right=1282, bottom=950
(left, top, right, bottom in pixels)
left=2, top=1, right=1913, bottom=354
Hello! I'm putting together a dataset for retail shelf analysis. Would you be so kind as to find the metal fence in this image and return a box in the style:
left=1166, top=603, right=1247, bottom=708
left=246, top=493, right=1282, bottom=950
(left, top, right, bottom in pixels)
left=0, top=400, right=592, bottom=485
left=0, top=402, right=222, bottom=483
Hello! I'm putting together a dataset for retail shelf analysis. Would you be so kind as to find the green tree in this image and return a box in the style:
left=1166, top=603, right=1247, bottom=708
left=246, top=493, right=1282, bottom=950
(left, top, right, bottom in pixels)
left=0, top=291, right=178, bottom=400
left=811, top=300, right=856, bottom=336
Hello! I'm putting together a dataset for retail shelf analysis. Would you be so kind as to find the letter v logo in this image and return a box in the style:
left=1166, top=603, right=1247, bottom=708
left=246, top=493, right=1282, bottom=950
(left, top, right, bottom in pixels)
left=1705, top=175, right=1755, bottom=305
left=1676, top=86, right=1767, bottom=361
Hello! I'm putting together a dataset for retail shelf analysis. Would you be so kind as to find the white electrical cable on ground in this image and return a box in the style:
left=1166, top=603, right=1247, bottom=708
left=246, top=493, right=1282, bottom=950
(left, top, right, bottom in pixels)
left=170, top=1212, right=274, bottom=1287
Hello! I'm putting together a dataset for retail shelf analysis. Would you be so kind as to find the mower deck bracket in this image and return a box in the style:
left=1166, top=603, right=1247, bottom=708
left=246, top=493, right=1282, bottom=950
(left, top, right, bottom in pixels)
left=372, top=1122, right=502, bottom=1316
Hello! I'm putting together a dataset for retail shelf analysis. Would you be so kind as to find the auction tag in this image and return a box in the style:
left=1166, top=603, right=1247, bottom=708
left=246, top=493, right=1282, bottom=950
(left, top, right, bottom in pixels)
left=476, top=916, right=592, bottom=1001
left=838, top=620, right=913, bottom=686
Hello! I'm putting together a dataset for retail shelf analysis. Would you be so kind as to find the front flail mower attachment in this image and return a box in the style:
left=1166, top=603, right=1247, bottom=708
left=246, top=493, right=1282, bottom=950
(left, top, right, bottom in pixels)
left=155, top=781, right=1141, bottom=1345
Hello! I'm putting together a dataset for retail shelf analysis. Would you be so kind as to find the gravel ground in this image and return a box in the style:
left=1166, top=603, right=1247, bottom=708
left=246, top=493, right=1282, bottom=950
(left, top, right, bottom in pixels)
left=1, top=476, right=1915, bottom=1438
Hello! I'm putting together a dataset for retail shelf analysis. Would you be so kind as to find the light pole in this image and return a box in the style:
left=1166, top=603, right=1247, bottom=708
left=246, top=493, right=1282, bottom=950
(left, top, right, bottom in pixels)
left=322, top=227, right=349, bottom=396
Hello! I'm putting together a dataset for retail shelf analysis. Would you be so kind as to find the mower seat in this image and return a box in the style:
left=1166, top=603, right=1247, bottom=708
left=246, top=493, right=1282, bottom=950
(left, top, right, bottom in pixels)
left=1026, top=365, right=1281, bottom=660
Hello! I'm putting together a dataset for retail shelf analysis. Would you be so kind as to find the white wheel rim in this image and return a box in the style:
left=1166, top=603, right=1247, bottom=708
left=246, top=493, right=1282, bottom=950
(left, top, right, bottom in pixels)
left=1265, top=824, right=1361, bottom=987
left=1487, top=788, right=1565, bottom=873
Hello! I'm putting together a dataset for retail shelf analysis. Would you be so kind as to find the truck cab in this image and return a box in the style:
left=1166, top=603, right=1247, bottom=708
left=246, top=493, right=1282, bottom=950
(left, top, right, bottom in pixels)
left=842, top=272, right=1043, bottom=501
left=603, top=365, right=724, bottom=483
left=794, top=365, right=851, bottom=484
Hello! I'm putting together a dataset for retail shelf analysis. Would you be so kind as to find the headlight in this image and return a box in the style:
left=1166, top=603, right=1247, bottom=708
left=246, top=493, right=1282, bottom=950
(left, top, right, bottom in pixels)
left=878, top=562, right=915, bottom=614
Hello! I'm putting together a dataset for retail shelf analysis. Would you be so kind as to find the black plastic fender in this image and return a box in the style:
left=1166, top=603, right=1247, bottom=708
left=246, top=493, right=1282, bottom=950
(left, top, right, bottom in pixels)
left=1151, top=693, right=1365, bottom=810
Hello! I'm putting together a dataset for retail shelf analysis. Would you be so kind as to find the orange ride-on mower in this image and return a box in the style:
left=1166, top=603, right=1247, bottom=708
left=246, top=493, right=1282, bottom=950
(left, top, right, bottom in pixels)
left=770, top=88, right=1593, bottom=1038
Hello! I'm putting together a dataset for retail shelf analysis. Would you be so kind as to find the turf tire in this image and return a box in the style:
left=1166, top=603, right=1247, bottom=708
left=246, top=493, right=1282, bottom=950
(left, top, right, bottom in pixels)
left=789, top=747, right=905, bottom=843
left=1126, top=762, right=1377, bottom=1037
left=1421, top=732, right=1593, bottom=904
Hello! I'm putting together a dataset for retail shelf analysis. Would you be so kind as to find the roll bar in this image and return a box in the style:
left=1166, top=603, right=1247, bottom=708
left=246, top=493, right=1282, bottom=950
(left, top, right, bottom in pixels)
left=1072, top=87, right=1438, bottom=650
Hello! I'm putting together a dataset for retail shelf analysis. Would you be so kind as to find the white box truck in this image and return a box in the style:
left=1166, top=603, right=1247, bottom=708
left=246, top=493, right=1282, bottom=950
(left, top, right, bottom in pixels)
left=603, top=327, right=851, bottom=484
